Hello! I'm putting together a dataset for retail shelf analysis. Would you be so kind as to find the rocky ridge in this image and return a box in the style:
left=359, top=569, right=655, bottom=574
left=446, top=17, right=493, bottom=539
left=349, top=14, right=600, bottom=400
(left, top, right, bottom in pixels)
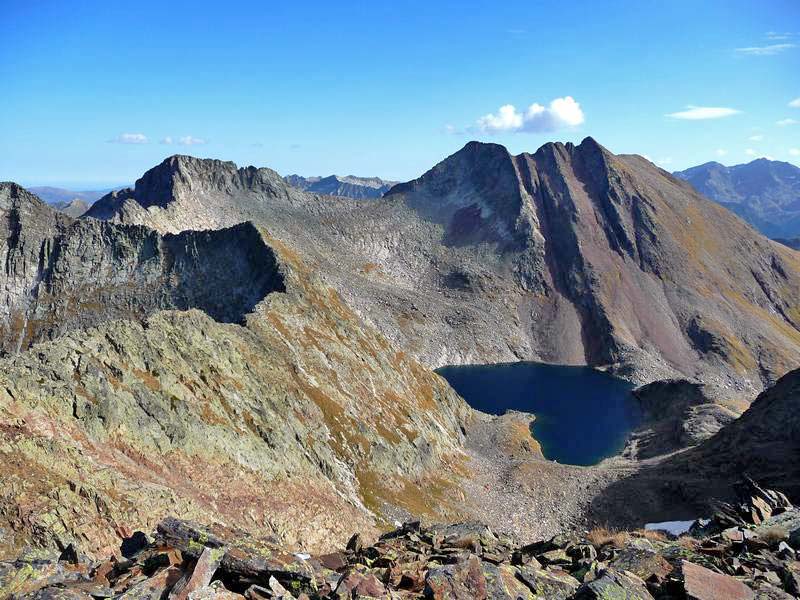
left=0, top=183, right=283, bottom=354
left=84, top=141, right=800, bottom=398
left=4, top=481, right=800, bottom=599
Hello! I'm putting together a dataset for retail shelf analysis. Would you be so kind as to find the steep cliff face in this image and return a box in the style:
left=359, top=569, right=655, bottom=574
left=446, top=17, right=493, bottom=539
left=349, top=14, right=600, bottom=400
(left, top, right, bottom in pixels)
left=504, top=140, right=800, bottom=385
left=0, top=183, right=284, bottom=354
left=80, top=143, right=800, bottom=395
left=0, top=207, right=473, bottom=559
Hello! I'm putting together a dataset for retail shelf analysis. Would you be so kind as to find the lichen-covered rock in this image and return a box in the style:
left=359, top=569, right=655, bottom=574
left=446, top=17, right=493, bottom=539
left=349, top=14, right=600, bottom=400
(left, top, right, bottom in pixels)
left=0, top=183, right=284, bottom=353
left=573, top=568, right=654, bottom=600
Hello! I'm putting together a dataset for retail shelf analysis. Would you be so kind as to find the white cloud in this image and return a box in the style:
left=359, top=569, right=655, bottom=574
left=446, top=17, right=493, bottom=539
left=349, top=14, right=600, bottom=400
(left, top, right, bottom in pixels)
left=476, top=96, right=585, bottom=133
left=746, top=148, right=775, bottom=160
left=159, top=135, right=207, bottom=145
left=790, top=98, right=800, bottom=108
left=108, top=133, right=148, bottom=144
left=735, top=43, right=796, bottom=56
left=442, top=123, right=464, bottom=135
left=178, top=135, right=207, bottom=146
left=715, top=148, right=728, bottom=157
left=749, top=134, right=765, bottom=141
left=666, top=106, right=741, bottom=120
left=790, top=148, right=800, bottom=156
left=777, top=118, right=799, bottom=126
left=766, top=32, right=793, bottom=41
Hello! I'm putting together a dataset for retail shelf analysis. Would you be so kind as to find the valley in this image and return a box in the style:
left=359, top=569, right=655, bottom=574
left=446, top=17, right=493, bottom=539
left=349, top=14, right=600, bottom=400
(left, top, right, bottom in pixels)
left=2, top=139, right=799, bottom=598
left=5, top=3, right=800, bottom=595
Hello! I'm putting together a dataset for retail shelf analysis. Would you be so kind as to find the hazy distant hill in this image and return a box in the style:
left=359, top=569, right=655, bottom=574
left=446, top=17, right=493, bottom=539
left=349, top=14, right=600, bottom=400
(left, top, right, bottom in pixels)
left=284, top=174, right=398, bottom=199
left=674, top=159, right=800, bottom=239
left=50, top=198, right=91, bottom=217
left=27, top=186, right=116, bottom=205
left=26, top=185, right=125, bottom=217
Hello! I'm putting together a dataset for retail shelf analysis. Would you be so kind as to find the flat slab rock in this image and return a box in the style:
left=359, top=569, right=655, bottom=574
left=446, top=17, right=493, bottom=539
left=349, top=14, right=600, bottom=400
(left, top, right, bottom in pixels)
left=682, top=560, right=755, bottom=600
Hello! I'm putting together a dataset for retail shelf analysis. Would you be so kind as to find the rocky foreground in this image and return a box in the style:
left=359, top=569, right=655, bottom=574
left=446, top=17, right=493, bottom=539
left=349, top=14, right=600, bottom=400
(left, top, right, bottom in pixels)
left=3, top=481, right=800, bottom=599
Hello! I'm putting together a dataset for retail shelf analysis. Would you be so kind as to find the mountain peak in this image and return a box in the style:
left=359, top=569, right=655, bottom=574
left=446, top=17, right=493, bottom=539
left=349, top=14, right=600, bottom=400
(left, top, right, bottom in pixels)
left=0, top=181, right=49, bottom=212
left=674, top=157, right=800, bottom=238
left=283, top=173, right=397, bottom=199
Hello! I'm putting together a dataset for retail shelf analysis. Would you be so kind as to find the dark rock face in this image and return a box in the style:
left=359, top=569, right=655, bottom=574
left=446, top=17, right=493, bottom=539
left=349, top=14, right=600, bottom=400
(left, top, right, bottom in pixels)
left=0, top=183, right=284, bottom=353
left=284, top=174, right=398, bottom=199
left=674, top=159, right=800, bottom=239
left=631, top=379, right=738, bottom=459
left=670, top=368, right=800, bottom=500
left=591, top=371, right=800, bottom=527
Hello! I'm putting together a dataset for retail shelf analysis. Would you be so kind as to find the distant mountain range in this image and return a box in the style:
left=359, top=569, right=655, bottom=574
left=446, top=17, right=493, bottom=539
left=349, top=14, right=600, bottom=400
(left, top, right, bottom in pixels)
left=674, top=158, right=800, bottom=240
left=27, top=185, right=117, bottom=204
left=284, top=174, right=398, bottom=199
left=26, top=185, right=124, bottom=217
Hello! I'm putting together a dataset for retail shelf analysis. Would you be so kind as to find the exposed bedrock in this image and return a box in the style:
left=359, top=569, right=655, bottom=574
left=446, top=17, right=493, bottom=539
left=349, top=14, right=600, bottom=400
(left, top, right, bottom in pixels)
left=0, top=182, right=284, bottom=353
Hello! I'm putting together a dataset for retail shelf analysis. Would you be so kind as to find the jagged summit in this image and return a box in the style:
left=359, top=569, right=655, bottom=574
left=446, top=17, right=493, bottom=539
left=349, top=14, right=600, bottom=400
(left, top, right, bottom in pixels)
left=88, top=154, right=286, bottom=213
left=0, top=180, right=52, bottom=211
left=84, top=155, right=297, bottom=233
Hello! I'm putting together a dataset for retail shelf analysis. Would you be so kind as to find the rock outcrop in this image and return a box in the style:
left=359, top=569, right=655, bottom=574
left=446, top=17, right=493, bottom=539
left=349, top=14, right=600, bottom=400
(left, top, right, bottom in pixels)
left=630, top=379, right=740, bottom=459
left=0, top=183, right=284, bottom=353
left=666, top=368, right=800, bottom=500
left=590, top=369, right=800, bottom=528
left=82, top=142, right=800, bottom=397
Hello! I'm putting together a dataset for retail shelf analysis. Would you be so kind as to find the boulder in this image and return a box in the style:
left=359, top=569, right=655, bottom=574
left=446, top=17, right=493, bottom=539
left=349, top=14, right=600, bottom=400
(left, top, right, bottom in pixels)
left=516, top=565, right=580, bottom=599
left=573, top=568, right=654, bottom=600
left=681, top=560, right=754, bottom=600
left=169, top=546, right=225, bottom=600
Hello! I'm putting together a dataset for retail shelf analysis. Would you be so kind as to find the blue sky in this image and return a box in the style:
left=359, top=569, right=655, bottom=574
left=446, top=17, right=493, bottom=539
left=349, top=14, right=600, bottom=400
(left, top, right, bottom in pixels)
left=1, top=0, right=798, bottom=188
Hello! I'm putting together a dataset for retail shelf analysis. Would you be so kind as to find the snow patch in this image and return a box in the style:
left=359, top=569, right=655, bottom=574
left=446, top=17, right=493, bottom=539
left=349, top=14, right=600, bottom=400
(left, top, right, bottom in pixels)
left=644, top=520, right=695, bottom=535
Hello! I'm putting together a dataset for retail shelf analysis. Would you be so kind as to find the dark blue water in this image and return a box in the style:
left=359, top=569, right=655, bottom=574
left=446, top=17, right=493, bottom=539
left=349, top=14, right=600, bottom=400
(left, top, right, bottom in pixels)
left=436, top=362, right=640, bottom=466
